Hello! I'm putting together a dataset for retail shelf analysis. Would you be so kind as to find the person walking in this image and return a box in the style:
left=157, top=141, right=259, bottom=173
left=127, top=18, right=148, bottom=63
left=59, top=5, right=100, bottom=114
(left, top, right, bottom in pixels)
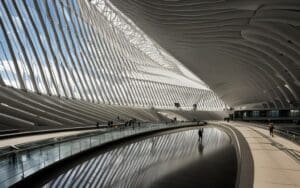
left=269, top=122, right=274, bottom=137
left=198, top=128, right=203, bottom=142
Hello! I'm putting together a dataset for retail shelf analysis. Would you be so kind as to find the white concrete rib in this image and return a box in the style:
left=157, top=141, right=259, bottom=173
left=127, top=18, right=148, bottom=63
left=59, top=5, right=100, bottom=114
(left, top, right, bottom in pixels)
left=110, top=0, right=300, bottom=109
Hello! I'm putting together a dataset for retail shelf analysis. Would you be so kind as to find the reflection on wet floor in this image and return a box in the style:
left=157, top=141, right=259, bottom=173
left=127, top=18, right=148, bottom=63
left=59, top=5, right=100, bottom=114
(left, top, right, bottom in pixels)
left=43, top=128, right=236, bottom=188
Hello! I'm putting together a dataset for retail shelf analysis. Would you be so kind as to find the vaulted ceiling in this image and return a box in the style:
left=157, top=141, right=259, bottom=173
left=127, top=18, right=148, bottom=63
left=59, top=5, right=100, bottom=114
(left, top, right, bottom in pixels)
left=109, top=0, right=300, bottom=109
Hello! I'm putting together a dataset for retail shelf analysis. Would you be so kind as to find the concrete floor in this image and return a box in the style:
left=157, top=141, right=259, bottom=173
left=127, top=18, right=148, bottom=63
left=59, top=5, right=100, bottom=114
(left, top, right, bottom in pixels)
left=226, top=122, right=300, bottom=188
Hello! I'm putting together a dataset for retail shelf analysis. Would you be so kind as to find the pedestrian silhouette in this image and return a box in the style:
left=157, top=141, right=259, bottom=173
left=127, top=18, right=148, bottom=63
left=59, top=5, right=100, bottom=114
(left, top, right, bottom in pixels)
left=198, top=128, right=203, bottom=142
left=269, top=123, right=274, bottom=137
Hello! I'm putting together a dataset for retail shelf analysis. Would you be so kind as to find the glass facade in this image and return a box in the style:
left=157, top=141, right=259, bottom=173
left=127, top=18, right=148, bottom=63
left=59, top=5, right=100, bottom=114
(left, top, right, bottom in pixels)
left=0, top=0, right=224, bottom=110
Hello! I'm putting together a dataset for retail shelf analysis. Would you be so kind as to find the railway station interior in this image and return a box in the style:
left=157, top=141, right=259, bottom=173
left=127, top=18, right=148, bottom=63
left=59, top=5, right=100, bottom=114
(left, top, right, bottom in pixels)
left=0, top=0, right=299, bottom=187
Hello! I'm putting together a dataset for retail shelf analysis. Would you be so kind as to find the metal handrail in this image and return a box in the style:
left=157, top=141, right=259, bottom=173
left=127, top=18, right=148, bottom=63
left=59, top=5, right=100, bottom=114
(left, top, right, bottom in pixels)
left=0, top=122, right=159, bottom=157
left=0, top=121, right=195, bottom=187
left=247, top=123, right=300, bottom=144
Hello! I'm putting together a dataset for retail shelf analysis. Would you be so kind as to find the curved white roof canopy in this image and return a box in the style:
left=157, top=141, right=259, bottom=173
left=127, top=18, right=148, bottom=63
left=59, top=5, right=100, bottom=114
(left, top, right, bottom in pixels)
left=108, top=0, right=300, bottom=109
left=90, top=0, right=211, bottom=90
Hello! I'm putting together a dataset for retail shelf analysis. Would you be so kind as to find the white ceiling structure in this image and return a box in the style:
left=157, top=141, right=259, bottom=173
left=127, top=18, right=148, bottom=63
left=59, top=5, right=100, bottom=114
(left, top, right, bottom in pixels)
left=108, top=0, right=300, bottom=109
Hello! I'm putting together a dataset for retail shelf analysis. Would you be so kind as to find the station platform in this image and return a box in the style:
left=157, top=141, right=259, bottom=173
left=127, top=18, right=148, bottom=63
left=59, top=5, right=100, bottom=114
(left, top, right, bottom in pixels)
left=11, top=126, right=238, bottom=188
left=1, top=122, right=199, bottom=187
left=224, top=122, right=300, bottom=188
left=39, top=127, right=237, bottom=188
left=1, top=122, right=299, bottom=188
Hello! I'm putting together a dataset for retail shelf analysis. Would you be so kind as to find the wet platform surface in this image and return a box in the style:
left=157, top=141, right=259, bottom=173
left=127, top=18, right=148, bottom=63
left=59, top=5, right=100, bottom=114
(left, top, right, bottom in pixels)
left=39, top=127, right=237, bottom=188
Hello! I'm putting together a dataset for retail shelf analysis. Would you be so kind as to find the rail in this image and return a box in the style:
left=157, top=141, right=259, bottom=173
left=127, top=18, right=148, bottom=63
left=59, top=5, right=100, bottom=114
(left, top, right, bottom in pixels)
left=0, top=122, right=196, bottom=187
left=243, top=123, right=300, bottom=144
